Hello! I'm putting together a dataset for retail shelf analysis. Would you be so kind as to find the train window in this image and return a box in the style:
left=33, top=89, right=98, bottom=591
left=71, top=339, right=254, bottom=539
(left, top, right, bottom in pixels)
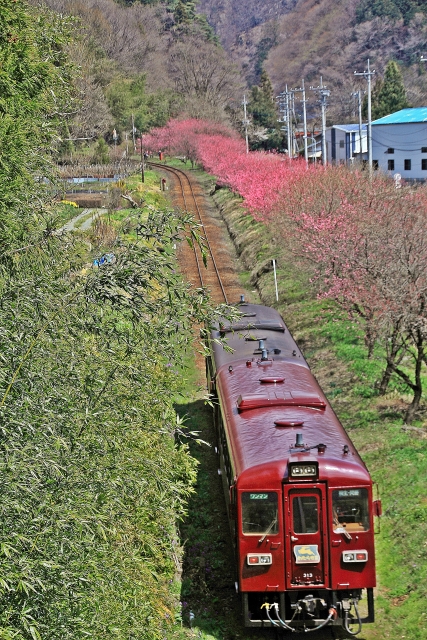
left=332, top=488, right=369, bottom=532
left=241, top=492, right=278, bottom=535
left=292, top=496, right=319, bottom=534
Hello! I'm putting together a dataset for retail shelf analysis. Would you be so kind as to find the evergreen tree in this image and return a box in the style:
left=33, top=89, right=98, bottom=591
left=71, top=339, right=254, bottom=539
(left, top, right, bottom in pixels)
left=174, top=0, right=196, bottom=25
left=93, top=136, right=110, bottom=164
left=363, top=60, right=409, bottom=120
left=356, top=0, right=426, bottom=25
left=248, top=71, right=283, bottom=150
left=249, top=71, right=278, bottom=128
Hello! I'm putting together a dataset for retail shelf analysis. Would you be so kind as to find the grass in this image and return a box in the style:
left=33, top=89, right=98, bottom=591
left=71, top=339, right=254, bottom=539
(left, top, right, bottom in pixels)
left=170, top=175, right=427, bottom=639
left=69, top=162, right=426, bottom=639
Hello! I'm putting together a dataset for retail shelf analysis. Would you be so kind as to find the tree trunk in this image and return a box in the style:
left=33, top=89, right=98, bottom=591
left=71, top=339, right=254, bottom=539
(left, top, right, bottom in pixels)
left=404, top=384, right=422, bottom=424
left=378, top=360, right=395, bottom=395
left=403, top=330, right=424, bottom=425
left=378, top=324, right=405, bottom=395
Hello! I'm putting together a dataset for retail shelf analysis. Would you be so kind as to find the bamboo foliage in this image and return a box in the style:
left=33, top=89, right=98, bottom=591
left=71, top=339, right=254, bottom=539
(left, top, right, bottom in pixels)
left=0, top=212, right=211, bottom=638
left=0, top=4, right=238, bottom=637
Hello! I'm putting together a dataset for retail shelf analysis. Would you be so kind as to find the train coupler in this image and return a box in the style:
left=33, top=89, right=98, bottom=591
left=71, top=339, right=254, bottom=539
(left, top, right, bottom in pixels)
left=296, top=594, right=327, bottom=616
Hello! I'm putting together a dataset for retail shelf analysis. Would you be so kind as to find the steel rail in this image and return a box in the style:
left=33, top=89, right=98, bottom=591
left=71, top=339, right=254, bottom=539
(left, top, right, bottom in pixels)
left=152, top=162, right=205, bottom=291
left=148, top=161, right=229, bottom=305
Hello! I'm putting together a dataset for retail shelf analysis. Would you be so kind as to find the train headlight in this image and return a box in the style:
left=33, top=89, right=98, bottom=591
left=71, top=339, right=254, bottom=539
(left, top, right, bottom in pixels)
left=247, top=553, right=272, bottom=566
left=342, top=550, right=368, bottom=563
left=289, top=463, right=318, bottom=478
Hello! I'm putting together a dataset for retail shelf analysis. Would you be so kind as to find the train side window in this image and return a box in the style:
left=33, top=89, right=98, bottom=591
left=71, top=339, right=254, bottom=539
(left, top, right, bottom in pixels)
left=332, top=488, right=369, bottom=532
left=241, top=492, right=278, bottom=535
left=292, top=496, right=319, bottom=534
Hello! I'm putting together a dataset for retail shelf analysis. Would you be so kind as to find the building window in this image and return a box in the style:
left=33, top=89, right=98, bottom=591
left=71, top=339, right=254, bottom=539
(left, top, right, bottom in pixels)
left=373, top=160, right=379, bottom=170
left=422, top=147, right=427, bottom=153
left=339, top=140, right=344, bottom=148
left=404, top=159, right=411, bottom=171
left=387, top=148, right=394, bottom=154
left=388, top=159, right=395, bottom=171
left=422, top=159, right=427, bottom=170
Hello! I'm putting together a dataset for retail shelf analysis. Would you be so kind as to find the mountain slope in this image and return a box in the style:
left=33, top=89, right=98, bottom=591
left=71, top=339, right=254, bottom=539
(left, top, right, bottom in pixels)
left=198, top=0, right=427, bottom=121
left=196, top=0, right=297, bottom=49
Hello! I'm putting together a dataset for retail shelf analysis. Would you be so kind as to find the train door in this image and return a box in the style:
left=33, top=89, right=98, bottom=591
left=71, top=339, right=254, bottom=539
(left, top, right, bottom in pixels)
left=284, top=486, right=329, bottom=589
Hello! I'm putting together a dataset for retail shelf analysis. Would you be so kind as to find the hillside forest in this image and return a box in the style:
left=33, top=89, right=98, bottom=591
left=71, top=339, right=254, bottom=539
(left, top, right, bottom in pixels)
left=2, top=0, right=427, bottom=638
left=27, top=0, right=427, bottom=153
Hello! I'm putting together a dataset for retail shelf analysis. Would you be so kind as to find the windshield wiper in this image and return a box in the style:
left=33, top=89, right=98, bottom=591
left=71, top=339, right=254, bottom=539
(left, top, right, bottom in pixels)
left=259, top=516, right=278, bottom=543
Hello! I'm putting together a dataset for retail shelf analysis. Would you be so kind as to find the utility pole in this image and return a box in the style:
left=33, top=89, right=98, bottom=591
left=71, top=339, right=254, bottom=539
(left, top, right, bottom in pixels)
left=277, top=86, right=293, bottom=162
left=291, top=79, right=308, bottom=166
left=140, top=135, right=145, bottom=183
left=242, top=94, right=250, bottom=154
left=131, top=113, right=136, bottom=152
left=286, top=85, right=292, bottom=160
left=354, top=59, right=375, bottom=173
left=310, top=78, right=330, bottom=165
left=352, top=90, right=365, bottom=163
left=112, top=128, right=118, bottom=161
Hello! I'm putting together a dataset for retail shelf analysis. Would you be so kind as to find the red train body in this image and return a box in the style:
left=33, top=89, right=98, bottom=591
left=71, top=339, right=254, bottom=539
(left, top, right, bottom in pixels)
left=206, top=300, right=380, bottom=632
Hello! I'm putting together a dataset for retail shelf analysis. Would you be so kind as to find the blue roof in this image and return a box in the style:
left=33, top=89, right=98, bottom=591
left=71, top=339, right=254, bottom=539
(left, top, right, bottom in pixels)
left=372, top=107, right=427, bottom=125
left=333, top=124, right=367, bottom=132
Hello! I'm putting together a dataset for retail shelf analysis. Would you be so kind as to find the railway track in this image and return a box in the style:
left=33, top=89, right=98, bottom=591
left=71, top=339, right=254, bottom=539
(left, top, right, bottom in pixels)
left=149, top=162, right=243, bottom=306
left=151, top=163, right=365, bottom=640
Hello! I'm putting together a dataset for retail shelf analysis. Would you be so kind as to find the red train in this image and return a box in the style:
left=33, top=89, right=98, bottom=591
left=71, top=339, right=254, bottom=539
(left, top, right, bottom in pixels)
left=206, top=299, right=381, bottom=633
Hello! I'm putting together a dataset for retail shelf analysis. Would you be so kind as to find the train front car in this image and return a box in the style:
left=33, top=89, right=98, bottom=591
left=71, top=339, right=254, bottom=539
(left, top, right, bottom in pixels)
left=206, top=301, right=379, bottom=634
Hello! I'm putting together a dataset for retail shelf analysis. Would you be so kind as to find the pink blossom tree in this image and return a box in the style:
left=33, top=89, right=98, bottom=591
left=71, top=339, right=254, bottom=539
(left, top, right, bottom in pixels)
left=140, top=118, right=427, bottom=422
left=272, top=165, right=427, bottom=423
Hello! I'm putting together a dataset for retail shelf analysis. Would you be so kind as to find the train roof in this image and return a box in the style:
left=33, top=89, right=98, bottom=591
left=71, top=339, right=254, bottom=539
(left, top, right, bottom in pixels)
left=211, top=303, right=308, bottom=370
left=210, top=303, right=371, bottom=487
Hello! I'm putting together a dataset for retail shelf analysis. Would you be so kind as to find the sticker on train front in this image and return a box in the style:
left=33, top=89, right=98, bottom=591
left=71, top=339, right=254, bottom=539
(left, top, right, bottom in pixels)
left=294, top=545, right=320, bottom=564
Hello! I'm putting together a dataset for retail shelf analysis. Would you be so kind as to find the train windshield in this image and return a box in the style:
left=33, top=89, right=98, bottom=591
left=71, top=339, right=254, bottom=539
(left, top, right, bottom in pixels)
left=332, top=488, right=369, bottom=532
left=292, top=496, right=319, bottom=533
left=241, top=492, right=278, bottom=535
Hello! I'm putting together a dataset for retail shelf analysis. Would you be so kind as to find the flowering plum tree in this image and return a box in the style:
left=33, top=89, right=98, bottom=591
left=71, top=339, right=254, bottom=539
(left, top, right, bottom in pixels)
left=272, top=166, right=427, bottom=422
left=142, top=118, right=311, bottom=217
left=142, top=118, right=427, bottom=422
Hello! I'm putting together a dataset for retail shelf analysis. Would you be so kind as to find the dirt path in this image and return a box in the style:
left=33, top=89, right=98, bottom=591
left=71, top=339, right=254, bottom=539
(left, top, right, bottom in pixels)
left=58, top=208, right=105, bottom=232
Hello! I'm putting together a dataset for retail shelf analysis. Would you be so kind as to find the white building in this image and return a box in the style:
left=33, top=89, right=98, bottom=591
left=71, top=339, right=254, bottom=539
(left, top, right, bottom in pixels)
left=371, top=107, right=427, bottom=180
left=326, top=124, right=367, bottom=164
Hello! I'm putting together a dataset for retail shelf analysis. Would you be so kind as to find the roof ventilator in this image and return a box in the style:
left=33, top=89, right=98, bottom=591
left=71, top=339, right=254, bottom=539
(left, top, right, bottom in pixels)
left=220, top=322, right=285, bottom=333
left=237, top=394, right=326, bottom=411
left=275, top=419, right=304, bottom=428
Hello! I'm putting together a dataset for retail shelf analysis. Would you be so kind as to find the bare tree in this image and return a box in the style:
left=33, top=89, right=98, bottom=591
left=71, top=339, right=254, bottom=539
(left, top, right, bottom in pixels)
left=168, top=35, right=242, bottom=120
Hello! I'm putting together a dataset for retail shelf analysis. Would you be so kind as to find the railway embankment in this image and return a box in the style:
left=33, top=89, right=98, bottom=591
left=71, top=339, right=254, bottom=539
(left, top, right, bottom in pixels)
left=175, top=167, right=427, bottom=640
